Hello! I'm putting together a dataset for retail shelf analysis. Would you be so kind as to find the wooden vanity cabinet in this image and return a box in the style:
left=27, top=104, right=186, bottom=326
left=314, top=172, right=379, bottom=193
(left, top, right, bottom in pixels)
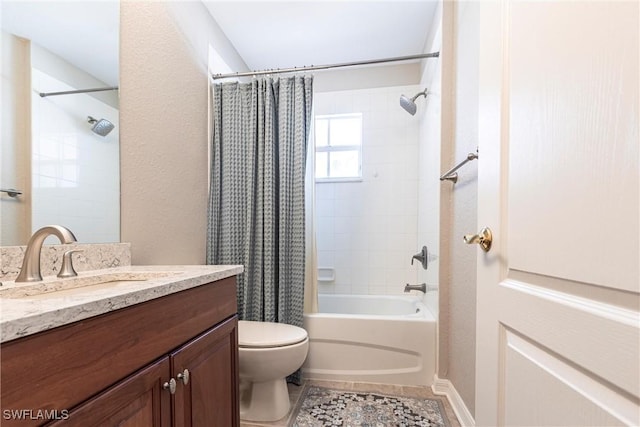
left=171, top=318, right=238, bottom=427
left=48, top=357, right=172, bottom=427
left=1, top=276, right=239, bottom=427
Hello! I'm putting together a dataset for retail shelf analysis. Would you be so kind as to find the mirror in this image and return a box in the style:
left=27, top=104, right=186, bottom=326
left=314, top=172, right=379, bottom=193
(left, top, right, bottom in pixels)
left=1, top=1, right=119, bottom=246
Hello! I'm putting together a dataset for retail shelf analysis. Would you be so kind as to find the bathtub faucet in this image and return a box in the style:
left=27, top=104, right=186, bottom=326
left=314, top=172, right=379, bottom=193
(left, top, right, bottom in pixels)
left=404, top=283, right=437, bottom=293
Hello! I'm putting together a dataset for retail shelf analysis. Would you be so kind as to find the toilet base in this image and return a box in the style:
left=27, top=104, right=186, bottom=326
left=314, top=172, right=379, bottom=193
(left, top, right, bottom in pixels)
left=239, top=377, right=291, bottom=422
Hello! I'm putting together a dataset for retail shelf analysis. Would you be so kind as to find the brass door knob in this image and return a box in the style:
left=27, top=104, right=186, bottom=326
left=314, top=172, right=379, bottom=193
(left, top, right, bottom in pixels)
left=463, top=227, right=493, bottom=252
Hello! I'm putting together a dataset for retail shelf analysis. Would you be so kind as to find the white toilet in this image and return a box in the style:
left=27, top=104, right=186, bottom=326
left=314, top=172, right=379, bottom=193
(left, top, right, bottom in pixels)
left=238, top=320, right=309, bottom=422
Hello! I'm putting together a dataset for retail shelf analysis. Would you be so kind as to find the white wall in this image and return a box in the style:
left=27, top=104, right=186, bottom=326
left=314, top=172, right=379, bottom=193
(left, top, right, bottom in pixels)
left=120, top=1, right=248, bottom=265
left=31, top=43, right=118, bottom=109
left=314, top=63, right=420, bottom=92
left=438, top=0, right=480, bottom=417
left=314, top=84, right=421, bottom=295
left=165, top=1, right=246, bottom=77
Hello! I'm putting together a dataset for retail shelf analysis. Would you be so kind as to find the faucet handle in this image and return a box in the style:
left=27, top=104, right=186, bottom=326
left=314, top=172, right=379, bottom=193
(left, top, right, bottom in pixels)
left=411, top=246, right=429, bottom=270
left=58, top=250, right=83, bottom=278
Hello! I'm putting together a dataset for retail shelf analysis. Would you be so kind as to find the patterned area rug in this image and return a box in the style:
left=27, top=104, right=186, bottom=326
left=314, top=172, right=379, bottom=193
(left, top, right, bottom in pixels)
left=292, top=386, right=450, bottom=427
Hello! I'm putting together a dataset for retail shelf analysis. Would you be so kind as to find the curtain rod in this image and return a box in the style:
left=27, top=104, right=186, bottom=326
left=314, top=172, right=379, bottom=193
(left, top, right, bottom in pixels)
left=39, top=86, right=119, bottom=98
left=211, top=52, right=440, bottom=80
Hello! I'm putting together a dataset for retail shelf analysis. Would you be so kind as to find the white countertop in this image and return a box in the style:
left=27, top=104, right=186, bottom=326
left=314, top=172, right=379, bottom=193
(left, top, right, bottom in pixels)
left=0, top=265, right=243, bottom=343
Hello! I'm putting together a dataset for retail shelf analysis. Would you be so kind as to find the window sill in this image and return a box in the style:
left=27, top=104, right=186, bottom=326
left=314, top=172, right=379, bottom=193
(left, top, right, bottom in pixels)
left=315, top=177, right=363, bottom=184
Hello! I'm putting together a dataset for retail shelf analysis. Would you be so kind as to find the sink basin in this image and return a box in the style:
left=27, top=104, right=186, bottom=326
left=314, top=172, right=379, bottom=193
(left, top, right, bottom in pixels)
left=0, top=271, right=181, bottom=300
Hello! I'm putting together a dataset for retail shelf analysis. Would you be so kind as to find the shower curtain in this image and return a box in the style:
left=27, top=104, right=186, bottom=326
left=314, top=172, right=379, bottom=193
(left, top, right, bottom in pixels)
left=304, top=124, right=319, bottom=314
left=207, top=75, right=314, bottom=337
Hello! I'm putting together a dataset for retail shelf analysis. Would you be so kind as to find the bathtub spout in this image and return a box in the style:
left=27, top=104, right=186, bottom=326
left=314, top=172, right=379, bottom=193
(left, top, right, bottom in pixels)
left=404, top=283, right=437, bottom=293
left=404, top=283, right=426, bottom=293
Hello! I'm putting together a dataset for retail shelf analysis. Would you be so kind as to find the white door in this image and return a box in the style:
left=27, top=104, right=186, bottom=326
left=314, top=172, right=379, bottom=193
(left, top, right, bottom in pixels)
left=475, top=1, right=639, bottom=426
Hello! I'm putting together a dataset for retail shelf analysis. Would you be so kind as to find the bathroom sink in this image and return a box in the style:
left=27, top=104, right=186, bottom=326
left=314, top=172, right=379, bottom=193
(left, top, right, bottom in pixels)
left=0, top=271, right=181, bottom=300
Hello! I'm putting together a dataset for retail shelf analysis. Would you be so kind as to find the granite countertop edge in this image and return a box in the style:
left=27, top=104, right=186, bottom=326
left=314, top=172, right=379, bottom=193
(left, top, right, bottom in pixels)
left=0, top=265, right=243, bottom=343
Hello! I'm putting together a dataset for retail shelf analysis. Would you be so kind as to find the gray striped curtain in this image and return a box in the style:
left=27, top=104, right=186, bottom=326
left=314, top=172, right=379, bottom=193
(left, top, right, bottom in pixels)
left=207, top=75, right=313, bottom=334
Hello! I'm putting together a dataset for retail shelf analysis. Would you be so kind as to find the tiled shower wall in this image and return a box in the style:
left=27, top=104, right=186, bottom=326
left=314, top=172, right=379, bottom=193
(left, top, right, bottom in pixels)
left=315, top=85, right=422, bottom=295
left=31, top=52, right=120, bottom=244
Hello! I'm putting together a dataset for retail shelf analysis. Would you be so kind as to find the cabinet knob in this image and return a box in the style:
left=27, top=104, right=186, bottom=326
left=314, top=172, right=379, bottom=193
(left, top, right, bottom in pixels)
left=163, top=378, right=177, bottom=394
left=177, top=368, right=190, bottom=385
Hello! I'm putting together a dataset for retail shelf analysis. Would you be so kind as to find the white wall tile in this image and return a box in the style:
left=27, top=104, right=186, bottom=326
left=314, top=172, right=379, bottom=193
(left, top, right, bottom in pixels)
left=314, top=96, right=334, bottom=114
left=350, top=282, right=370, bottom=295
left=314, top=85, right=420, bottom=296
left=333, top=216, right=355, bottom=234
left=388, top=215, right=418, bottom=234
left=316, top=183, right=335, bottom=200
left=316, top=198, right=335, bottom=217
left=316, top=231, right=334, bottom=251
left=31, top=68, right=119, bottom=243
left=333, top=283, right=352, bottom=294
left=332, top=201, right=351, bottom=218
left=317, top=250, right=335, bottom=267
left=352, top=92, right=373, bottom=113
left=333, top=233, right=353, bottom=251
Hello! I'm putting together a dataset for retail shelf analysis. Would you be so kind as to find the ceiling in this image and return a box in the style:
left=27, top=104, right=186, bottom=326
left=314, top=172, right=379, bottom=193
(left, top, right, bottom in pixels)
left=1, top=1, right=119, bottom=86
left=0, top=1, right=436, bottom=86
left=203, top=1, right=438, bottom=72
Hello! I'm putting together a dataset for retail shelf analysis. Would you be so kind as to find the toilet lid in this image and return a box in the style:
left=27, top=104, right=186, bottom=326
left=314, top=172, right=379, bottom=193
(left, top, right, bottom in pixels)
left=239, top=320, right=308, bottom=348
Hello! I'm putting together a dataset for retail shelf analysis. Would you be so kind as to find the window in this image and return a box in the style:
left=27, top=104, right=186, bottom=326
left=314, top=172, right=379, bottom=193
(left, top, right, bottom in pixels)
left=315, top=113, right=362, bottom=181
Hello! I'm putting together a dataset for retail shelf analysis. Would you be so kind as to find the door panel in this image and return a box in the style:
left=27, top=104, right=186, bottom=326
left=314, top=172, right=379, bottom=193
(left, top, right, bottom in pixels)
left=475, top=1, right=639, bottom=425
left=503, top=329, right=632, bottom=427
left=507, top=1, right=639, bottom=292
left=499, top=280, right=639, bottom=396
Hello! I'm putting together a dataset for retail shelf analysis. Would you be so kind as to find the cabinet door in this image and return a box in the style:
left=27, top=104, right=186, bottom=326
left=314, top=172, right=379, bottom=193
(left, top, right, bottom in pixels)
left=47, top=357, right=172, bottom=427
left=171, top=316, right=239, bottom=427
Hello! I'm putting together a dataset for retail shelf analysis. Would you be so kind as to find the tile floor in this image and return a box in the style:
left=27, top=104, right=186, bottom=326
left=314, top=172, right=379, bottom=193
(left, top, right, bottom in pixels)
left=240, top=379, right=461, bottom=427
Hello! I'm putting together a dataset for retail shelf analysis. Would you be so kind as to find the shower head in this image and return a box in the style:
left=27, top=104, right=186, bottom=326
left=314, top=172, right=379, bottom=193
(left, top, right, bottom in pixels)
left=399, top=88, right=428, bottom=116
left=87, top=116, right=115, bottom=137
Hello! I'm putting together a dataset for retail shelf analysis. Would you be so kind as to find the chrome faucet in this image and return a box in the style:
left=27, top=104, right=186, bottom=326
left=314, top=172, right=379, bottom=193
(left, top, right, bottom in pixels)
left=404, top=283, right=438, bottom=293
left=404, top=283, right=427, bottom=293
left=15, top=225, right=77, bottom=282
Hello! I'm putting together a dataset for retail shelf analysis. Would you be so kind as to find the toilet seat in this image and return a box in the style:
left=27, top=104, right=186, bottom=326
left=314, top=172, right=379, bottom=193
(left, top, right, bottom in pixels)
left=239, top=320, right=308, bottom=348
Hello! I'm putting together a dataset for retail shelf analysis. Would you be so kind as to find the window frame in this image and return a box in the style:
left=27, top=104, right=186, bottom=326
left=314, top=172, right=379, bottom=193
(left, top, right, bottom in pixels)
left=314, top=113, right=363, bottom=183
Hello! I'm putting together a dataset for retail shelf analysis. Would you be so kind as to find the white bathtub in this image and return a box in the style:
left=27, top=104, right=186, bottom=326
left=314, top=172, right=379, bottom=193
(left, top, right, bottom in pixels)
left=302, top=294, right=436, bottom=386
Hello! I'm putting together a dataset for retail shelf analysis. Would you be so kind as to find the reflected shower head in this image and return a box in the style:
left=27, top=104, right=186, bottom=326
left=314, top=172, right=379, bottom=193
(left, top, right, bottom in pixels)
left=399, top=88, right=428, bottom=115
left=87, top=116, right=115, bottom=137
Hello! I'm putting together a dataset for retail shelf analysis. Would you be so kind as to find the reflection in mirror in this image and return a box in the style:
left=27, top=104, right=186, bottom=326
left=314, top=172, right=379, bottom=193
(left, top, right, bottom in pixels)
left=1, top=1, right=119, bottom=246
